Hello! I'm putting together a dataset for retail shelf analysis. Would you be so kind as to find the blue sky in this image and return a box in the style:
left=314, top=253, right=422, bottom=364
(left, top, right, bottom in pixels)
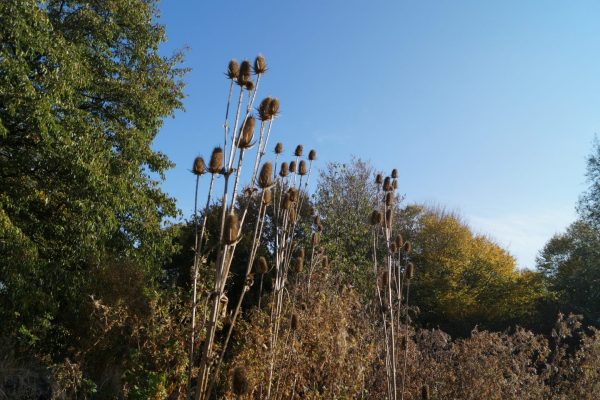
left=154, top=1, right=599, bottom=269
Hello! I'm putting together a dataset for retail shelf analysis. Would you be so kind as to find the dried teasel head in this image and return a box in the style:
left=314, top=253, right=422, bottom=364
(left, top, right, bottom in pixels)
left=245, top=80, right=254, bottom=91
left=293, top=257, right=304, bottom=273
left=294, top=145, right=303, bottom=157
left=421, top=384, right=430, bottom=400
left=269, top=97, right=280, bottom=118
left=253, top=54, right=267, bottom=74
left=314, top=215, right=321, bottom=225
left=281, top=193, right=292, bottom=210
left=192, top=156, right=205, bottom=176
left=406, top=261, right=415, bottom=279
left=232, top=366, right=249, bottom=396
left=209, top=147, right=223, bottom=174
left=375, top=174, right=383, bottom=185
left=370, top=210, right=383, bottom=225
left=391, top=168, right=398, bottom=179
left=317, top=223, right=323, bottom=232
left=258, top=97, right=273, bottom=121
left=275, top=142, right=283, bottom=154
left=393, top=179, right=398, bottom=190
left=258, top=162, right=273, bottom=189
left=237, top=60, right=251, bottom=86
left=279, top=162, right=289, bottom=177
left=224, top=212, right=239, bottom=245
left=308, top=149, right=317, bottom=161
left=383, top=176, right=392, bottom=191
left=298, top=160, right=307, bottom=176
left=385, top=192, right=393, bottom=207
left=262, top=188, right=273, bottom=205
left=257, top=256, right=268, bottom=274
left=395, top=234, right=404, bottom=249
left=237, top=116, right=255, bottom=148
left=291, top=313, right=299, bottom=330
left=385, top=208, right=393, bottom=228
left=390, top=242, right=397, bottom=254
left=288, top=187, right=298, bottom=202
left=403, top=241, right=412, bottom=253
left=226, top=59, right=239, bottom=80
left=311, top=232, right=320, bottom=246
left=289, top=160, right=297, bottom=173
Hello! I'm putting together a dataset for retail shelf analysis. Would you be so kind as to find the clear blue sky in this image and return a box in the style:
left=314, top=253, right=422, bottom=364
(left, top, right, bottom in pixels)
left=154, top=1, right=599, bottom=269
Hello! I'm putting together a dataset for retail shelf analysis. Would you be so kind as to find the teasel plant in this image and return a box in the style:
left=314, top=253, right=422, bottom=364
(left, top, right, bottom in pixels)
left=369, top=168, right=416, bottom=400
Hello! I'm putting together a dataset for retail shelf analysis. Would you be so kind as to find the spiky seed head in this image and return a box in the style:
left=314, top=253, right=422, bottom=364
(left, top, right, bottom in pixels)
left=323, top=255, right=329, bottom=268
left=293, top=257, right=304, bottom=273
left=237, top=60, right=251, bottom=86
left=378, top=269, right=388, bottom=288
left=224, top=212, right=239, bottom=245
left=209, top=147, right=223, bottom=174
left=288, top=187, right=298, bottom=203
left=232, top=366, right=249, bottom=396
left=391, top=168, right=398, bottom=179
left=253, top=54, right=267, bottom=74
left=403, top=241, right=412, bottom=253
left=227, top=59, right=239, bottom=80
left=421, top=384, right=430, bottom=400
left=281, top=193, right=292, bottom=210
left=391, top=242, right=397, bottom=254
left=370, top=210, right=382, bottom=225
left=393, top=179, right=398, bottom=190
left=294, top=145, right=303, bottom=157
left=308, top=149, right=317, bottom=161
left=193, top=156, right=206, bottom=176
left=258, top=97, right=273, bottom=121
left=385, top=192, right=393, bottom=207
left=406, top=261, right=415, bottom=279
left=375, top=174, right=383, bottom=185
left=289, top=161, right=297, bottom=173
left=262, top=188, right=273, bottom=205
left=395, top=234, right=404, bottom=249
left=385, top=208, right=393, bottom=228
left=258, top=162, right=273, bottom=189
left=298, top=160, right=307, bottom=176
left=245, top=80, right=254, bottom=91
left=298, top=248, right=305, bottom=258
left=314, top=215, right=321, bottom=225
left=311, top=232, right=320, bottom=246
left=279, top=162, right=289, bottom=177
left=383, top=176, right=392, bottom=191
left=237, top=116, right=255, bottom=148
left=257, top=256, right=268, bottom=274
left=317, top=223, right=323, bottom=232
left=269, top=97, right=280, bottom=118
left=275, top=142, right=283, bottom=154
left=291, top=313, right=299, bottom=330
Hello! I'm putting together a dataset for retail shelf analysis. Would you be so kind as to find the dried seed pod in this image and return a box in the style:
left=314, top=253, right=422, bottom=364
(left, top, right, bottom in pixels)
left=370, top=210, right=383, bottom=225
left=262, top=188, right=273, bottom=205
left=192, top=156, right=205, bottom=176
left=421, top=384, right=430, bottom=400
left=391, top=168, right=398, bottom=179
left=383, top=176, right=392, bottom=191
left=258, top=162, right=273, bottom=188
left=313, top=215, right=321, bottom=225
left=279, top=162, right=289, bottom=177
left=385, top=192, right=393, bottom=207
left=209, top=147, right=223, bottom=174
left=226, top=59, right=239, bottom=80
left=258, top=97, right=272, bottom=121
left=406, top=261, right=415, bottom=279
left=224, top=212, right=239, bottom=244
left=237, top=60, right=251, bottom=86
left=393, top=179, right=398, bottom=190
left=281, top=193, right=292, bottom=210
left=253, top=54, right=267, bottom=74
left=390, top=242, right=397, bottom=254
left=395, top=234, right=404, bottom=249
left=298, top=248, right=305, bottom=258
left=257, top=256, right=268, bottom=274
left=289, top=161, right=297, bottom=173
left=308, top=149, right=317, bottom=161
left=291, top=313, right=299, bottom=330
left=298, top=160, right=307, bottom=176
left=245, top=80, right=254, bottom=91
left=275, top=142, right=283, bottom=154
left=232, top=366, right=249, bottom=396
left=293, top=257, right=304, bottom=273
left=311, top=232, right=320, bottom=246
left=288, top=188, right=298, bottom=202
left=403, top=241, right=412, bottom=253
left=237, top=116, right=255, bottom=148
left=269, top=97, right=280, bottom=118
left=385, top=208, right=393, bottom=228
left=294, top=145, right=303, bottom=157
left=375, top=174, right=383, bottom=185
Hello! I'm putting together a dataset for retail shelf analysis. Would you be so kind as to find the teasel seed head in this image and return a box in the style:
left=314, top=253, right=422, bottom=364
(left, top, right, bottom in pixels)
left=275, top=142, right=283, bottom=154
left=291, top=313, right=299, bottom=330
left=257, top=256, right=268, bottom=274
left=375, top=174, right=383, bottom=185
left=406, top=261, right=415, bottom=279
left=314, top=214, right=321, bottom=225
left=294, top=145, right=303, bottom=157
left=258, top=162, right=273, bottom=189
left=403, top=241, right=412, bottom=253
left=293, top=257, right=304, bottom=273
left=258, top=97, right=273, bottom=121
left=192, top=156, right=206, bottom=176
left=245, top=80, right=254, bottom=91
left=253, top=54, right=267, bottom=74
left=289, top=160, right=297, bottom=173
left=370, top=210, right=383, bottom=225
left=308, top=149, right=317, bottom=161
left=395, top=234, right=404, bottom=249
left=317, top=223, right=323, bottom=232
left=269, top=97, right=280, bottom=118
left=237, top=60, right=251, bottom=86
left=385, top=208, right=393, bottom=228
left=281, top=193, right=292, bottom=210
left=226, top=59, right=239, bottom=80
left=421, top=384, right=430, bottom=400
left=279, top=162, right=289, bottom=177
left=383, top=176, right=392, bottom=191
left=390, top=242, right=397, bottom=254
left=237, top=116, right=255, bottom=149
left=224, top=212, right=240, bottom=245
left=288, top=187, right=298, bottom=202
left=232, top=366, right=249, bottom=396
left=297, top=248, right=305, bottom=258
left=393, top=179, right=398, bottom=190
left=262, top=188, right=273, bottom=205
left=311, top=232, right=320, bottom=246
left=391, top=168, right=398, bottom=179
left=385, top=192, right=393, bottom=207
left=298, top=160, right=308, bottom=176
left=209, top=147, right=223, bottom=174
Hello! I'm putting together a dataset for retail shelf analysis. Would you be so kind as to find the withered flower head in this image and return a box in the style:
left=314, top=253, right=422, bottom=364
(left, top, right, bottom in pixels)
left=395, top=234, right=404, bottom=249
left=275, top=142, right=283, bottom=154
left=311, top=232, right=320, bottom=246
left=293, top=257, right=304, bottom=273
left=258, top=162, right=273, bottom=189
left=370, top=210, right=383, bottom=225
left=279, top=162, right=289, bottom=177
left=253, top=54, right=267, bottom=74
left=308, top=149, right=317, bottom=161
left=294, top=145, right=303, bottom=157
left=237, top=116, right=255, bottom=149
left=298, top=160, right=307, bottom=176
left=209, top=147, right=223, bottom=174
left=383, top=176, right=392, bottom=191
left=224, top=212, right=239, bottom=245
left=237, top=60, right=251, bottom=86
left=258, top=97, right=273, bottom=121
left=403, top=241, right=412, bottom=253
left=262, top=188, right=273, bottom=205
left=257, top=256, right=268, bottom=274
left=245, top=80, right=254, bottom=91
left=269, top=97, right=280, bottom=118
left=289, top=161, right=297, bottom=173
left=192, top=156, right=205, bottom=176
left=226, top=59, right=239, bottom=80
left=232, top=366, right=249, bottom=396
left=406, top=261, right=415, bottom=279
left=375, top=174, right=383, bottom=185
left=391, top=168, right=398, bottom=179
